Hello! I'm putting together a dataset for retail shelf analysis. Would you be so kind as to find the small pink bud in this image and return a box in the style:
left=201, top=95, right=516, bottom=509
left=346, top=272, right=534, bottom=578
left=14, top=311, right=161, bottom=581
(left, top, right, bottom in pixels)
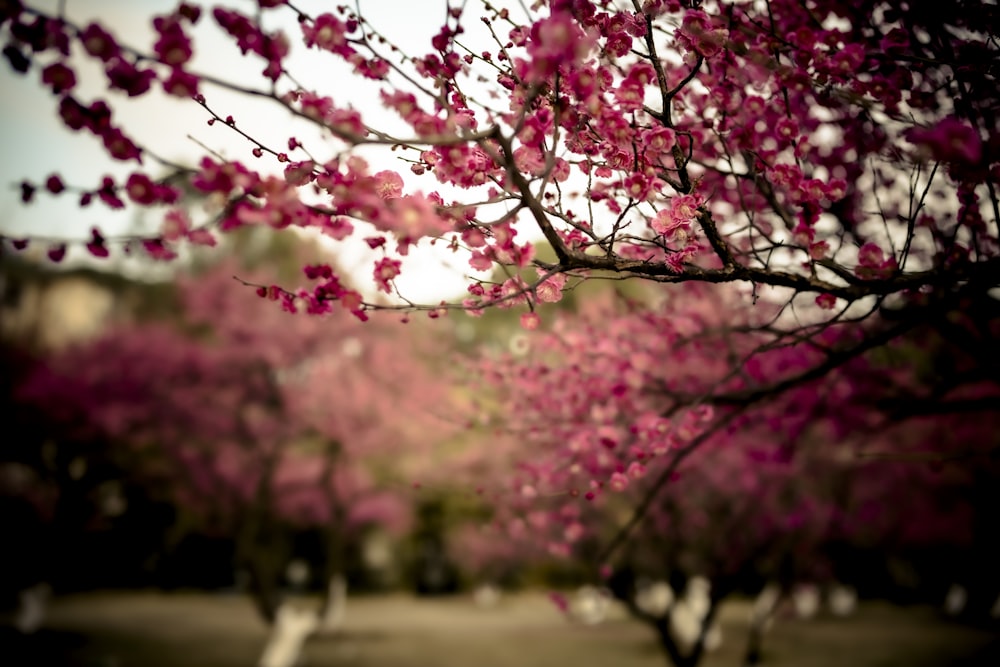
left=520, top=312, right=541, bottom=330
left=816, top=293, right=837, bottom=310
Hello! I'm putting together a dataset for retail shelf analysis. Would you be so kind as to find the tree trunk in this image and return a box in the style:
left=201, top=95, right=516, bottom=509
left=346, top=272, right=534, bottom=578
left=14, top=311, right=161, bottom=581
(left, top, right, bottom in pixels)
left=317, top=573, right=347, bottom=633
left=246, top=558, right=283, bottom=626
left=255, top=573, right=347, bottom=667
left=257, top=603, right=319, bottom=667
left=236, top=507, right=287, bottom=625
left=743, top=623, right=765, bottom=666
left=742, top=584, right=783, bottom=667
left=607, top=567, right=706, bottom=667
left=654, top=620, right=701, bottom=667
left=256, top=497, right=348, bottom=667
left=13, top=583, right=51, bottom=634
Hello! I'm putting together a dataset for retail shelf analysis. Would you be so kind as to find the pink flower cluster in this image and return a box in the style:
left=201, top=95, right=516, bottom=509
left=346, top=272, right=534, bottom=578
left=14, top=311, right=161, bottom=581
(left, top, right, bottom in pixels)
left=677, top=10, right=728, bottom=59
left=213, top=7, right=288, bottom=80
left=854, top=242, right=898, bottom=280
left=651, top=193, right=703, bottom=243
left=905, top=117, right=983, bottom=165
left=524, top=11, right=595, bottom=81
left=58, top=96, right=141, bottom=163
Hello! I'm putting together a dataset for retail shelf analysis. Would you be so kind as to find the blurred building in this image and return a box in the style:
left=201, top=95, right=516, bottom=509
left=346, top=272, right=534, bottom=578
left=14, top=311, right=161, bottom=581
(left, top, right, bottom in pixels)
left=0, top=253, right=162, bottom=351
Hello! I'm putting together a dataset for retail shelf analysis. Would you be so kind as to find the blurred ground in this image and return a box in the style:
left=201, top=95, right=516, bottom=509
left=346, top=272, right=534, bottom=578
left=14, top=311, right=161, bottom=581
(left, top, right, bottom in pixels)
left=2, top=590, right=998, bottom=667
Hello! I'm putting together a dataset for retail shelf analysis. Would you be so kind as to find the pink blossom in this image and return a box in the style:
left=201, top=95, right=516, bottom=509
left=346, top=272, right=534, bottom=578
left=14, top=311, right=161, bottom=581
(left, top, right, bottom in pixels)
left=354, top=56, right=390, bottom=80
left=45, top=175, right=65, bottom=194
left=626, top=461, right=646, bottom=480
left=47, top=244, right=67, bottom=262
left=816, top=293, right=837, bottom=310
left=857, top=242, right=885, bottom=268
left=373, top=257, right=401, bottom=293
left=536, top=272, right=567, bottom=303
left=105, top=59, right=156, bottom=97
left=321, top=217, right=353, bottom=240
left=825, top=179, right=848, bottom=201
left=384, top=193, right=449, bottom=249
left=96, top=176, right=124, bottom=209
left=809, top=240, right=829, bottom=260
left=373, top=170, right=404, bottom=199
left=80, top=23, right=120, bottom=61
left=525, top=12, right=594, bottom=79
left=570, top=68, right=598, bottom=98
left=652, top=193, right=703, bottom=241
left=142, top=238, right=178, bottom=261
left=86, top=227, right=109, bottom=257
left=905, top=117, right=982, bottom=165
left=679, top=10, right=728, bottom=58
left=563, top=522, right=585, bottom=543
left=302, top=13, right=349, bottom=54
left=641, top=127, right=676, bottom=162
left=469, top=250, right=494, bottom=272
left=153, top=14, right=193, bottom=66
left=162, top=68, right=199, bottom=97
left=462, top=226, right=487, bottom=248
left=608, top=472, right=629, bottom=492
left=125, top=172, right=157, bottom=204
left=520, top=312, right=541, bottom=330
left=41, top=62, right=75, bottom=94
left=854, top=243, right=897, bottom=279
left=283, top=161, right=315, bottom=186
left=186, top=228, right=216, bottom=246
left=101, top=128, right=142, bottom=162
left=192, top=157, right=255, bottom=195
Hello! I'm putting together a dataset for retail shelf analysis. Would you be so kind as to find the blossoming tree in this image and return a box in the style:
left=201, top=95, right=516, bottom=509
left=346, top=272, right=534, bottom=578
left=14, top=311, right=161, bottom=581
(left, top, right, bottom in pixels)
left=3, top=0, right=995, bottom=313
left=4, top=0, right=996, bottom=408
left=2, top=0, right=998, bottom=661
left=470, top=283, right=995, bottom=666
left=16, top=258, right=450, bottom=661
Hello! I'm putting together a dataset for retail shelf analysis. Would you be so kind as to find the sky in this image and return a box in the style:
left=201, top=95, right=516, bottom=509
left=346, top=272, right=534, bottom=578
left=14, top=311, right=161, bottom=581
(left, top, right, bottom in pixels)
left=0, top=0, right=524, bottom=301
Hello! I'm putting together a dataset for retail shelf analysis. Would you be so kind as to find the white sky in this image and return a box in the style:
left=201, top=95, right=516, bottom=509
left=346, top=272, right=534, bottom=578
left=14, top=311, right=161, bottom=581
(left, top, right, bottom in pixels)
left=0, top=0, right=525, bottom=301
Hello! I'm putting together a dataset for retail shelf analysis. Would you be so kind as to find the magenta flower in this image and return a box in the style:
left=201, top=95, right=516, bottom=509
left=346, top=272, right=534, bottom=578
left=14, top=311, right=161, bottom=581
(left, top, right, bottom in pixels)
left=905, top=117, right=982, bottom=165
